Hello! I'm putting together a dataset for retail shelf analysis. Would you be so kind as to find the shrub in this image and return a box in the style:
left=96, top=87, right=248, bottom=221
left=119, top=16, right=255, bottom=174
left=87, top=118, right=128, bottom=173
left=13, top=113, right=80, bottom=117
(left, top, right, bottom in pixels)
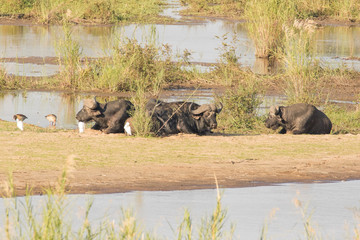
left=324, top=104, right=360, bottom=134
left=216, top=74, right=263, bottom=132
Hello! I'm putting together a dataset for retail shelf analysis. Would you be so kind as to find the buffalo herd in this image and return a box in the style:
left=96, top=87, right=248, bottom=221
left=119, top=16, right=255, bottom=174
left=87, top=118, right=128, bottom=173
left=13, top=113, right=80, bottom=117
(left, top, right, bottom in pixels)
left=76, top=97, right=332, bottom=136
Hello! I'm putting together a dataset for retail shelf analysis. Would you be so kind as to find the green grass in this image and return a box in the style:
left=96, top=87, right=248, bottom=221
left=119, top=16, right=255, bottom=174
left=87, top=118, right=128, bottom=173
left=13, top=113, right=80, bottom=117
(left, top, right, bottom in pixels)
left=181, top=0, right=360, bottom=22
left=324, top=104, right=360, bottom=134
left=2, top=169, right=233, bottom=239
left=0, top=0, right=169, bottom=24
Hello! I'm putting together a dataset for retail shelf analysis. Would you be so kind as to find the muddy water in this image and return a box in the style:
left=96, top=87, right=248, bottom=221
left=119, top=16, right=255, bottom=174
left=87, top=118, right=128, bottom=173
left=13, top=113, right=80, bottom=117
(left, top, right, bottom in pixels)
left=0, top=17, right=359, bottom=76
left=0, top=3, right=359, bottom=127
left=1, top=90, right=355, bottom=129
left=0, top=90, right=286, bottom=129
left=0, top=180, right=358, bottom=239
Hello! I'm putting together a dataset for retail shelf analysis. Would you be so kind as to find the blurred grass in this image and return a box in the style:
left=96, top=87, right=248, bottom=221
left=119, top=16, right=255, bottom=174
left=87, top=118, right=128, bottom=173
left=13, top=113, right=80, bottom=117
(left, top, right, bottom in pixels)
left=0, top=0, right=169, bottom=24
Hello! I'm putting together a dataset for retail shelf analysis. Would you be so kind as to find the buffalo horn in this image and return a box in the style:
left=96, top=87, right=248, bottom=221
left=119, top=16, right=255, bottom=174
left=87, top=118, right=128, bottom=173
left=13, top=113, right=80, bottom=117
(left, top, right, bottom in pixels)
left=191, top=104, right=211, bottom=115
left=216, top=102, right=223, bottom=113
left=269, top=105, right=280, bottom=116
left=83, top=97, right=98, bottom=110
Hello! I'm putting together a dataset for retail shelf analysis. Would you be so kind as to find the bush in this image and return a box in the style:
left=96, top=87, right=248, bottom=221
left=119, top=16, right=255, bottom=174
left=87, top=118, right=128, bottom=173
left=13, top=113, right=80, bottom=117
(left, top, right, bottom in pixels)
left=216, top=75, right=263, bottom=132
left=324, top=104, right=360, bottom=134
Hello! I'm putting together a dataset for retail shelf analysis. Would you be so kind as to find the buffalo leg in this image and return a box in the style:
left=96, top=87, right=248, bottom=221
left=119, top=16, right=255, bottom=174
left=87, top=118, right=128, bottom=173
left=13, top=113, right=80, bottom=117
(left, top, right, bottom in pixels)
left=278, top=128, right=287, bottom=134
left=91, top=123, right=101, bottom=130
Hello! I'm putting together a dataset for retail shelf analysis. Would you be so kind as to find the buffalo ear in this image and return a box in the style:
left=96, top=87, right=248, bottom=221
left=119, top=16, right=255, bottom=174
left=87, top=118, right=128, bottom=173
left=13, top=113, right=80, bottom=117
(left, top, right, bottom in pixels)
left=192, top=115, right=201, bottom=120
left=93, top=110, right=102, bottom=116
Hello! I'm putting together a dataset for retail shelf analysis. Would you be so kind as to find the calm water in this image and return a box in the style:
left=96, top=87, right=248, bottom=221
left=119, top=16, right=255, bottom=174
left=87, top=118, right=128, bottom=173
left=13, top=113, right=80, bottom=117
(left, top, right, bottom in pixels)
left=1, top=180, right=359, bottom=239
left=0, top=3, right=359, bottom=126
left=0, top=90, right=285, bottom=129
left=0, top=7, right=359, bottom=76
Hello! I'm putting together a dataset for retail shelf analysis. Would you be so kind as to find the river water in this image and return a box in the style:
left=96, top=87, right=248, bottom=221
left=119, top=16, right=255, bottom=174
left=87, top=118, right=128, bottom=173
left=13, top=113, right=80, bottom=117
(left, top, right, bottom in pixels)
left=0, top=2, right=359, bottom=127
left=0, top=10, right=359, bottom=75
left=1, top=180, right=359, bottom=239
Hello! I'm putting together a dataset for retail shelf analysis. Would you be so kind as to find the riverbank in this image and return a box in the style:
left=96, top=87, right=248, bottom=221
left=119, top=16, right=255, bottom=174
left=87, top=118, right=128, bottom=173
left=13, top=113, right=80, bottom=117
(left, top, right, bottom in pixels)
left=1, top=123, right=359, bottom=196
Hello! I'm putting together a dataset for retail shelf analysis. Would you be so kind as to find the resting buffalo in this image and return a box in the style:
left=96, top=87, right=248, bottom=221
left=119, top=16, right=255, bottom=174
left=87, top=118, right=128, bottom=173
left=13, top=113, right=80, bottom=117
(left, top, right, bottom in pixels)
left=146, top=100, right=223, bottom=135
left=76, top=97, right=133, bottom=134
left=265, top=103, right=332, bottom=134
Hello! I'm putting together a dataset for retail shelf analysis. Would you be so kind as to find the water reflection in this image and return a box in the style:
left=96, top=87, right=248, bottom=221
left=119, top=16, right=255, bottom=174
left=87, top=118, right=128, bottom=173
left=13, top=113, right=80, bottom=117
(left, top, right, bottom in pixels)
left=0, top=181, right=358, bottom=239
left=0, top=91, right=86, bottom=129
left=0, top=90, right=222, bottom=129
left=315, top=26, right=360, bottom=58
left=1, top=17, right=359, bottom=76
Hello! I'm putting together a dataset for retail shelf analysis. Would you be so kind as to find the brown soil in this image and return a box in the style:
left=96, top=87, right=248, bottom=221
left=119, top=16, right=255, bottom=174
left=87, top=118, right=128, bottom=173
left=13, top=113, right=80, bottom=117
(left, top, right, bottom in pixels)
left=1, top=130, right=360, bottom=197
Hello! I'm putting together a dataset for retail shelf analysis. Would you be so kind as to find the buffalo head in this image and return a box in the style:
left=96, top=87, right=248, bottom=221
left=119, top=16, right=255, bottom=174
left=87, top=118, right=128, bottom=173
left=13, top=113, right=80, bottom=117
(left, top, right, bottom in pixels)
left=190, top=102, right=223, bottom=130
left=76, top=97, right=102, bottom=122
left=265, top=105, right=283, bottom=130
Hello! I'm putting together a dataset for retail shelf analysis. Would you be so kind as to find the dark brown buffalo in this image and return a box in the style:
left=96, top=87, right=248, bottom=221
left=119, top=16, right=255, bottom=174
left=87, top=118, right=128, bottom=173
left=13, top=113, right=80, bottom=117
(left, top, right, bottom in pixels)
left=76, top=97, right=133, bottom=134
left=265, top=103, right=332, bottom=134
left=146, top=99, right=223, bottom=135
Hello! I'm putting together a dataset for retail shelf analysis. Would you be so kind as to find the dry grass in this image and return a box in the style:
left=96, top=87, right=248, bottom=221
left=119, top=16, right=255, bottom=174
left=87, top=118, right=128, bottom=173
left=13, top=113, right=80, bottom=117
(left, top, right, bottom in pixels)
left=1, top=124, right=360, bottom=171
left=1, top=119, right=360, bottom=196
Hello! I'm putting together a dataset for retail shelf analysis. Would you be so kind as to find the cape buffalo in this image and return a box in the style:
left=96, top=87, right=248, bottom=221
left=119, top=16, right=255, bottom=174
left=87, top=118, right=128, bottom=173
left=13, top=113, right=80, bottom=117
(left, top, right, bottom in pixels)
left=76, top=97, right=133, bottom=134
left=265, top=103, right=332, bottom=134
left=146, top=100, right=223, bottom=135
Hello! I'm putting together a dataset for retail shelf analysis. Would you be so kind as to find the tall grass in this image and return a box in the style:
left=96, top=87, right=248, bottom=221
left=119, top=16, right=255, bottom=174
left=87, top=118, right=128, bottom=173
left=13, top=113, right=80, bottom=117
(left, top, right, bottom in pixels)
left=0, top=0, right=166, bottom=24
left=244, top=0, right=296, bottom=58
left=181, top=0, right=360, bottom=22
left=209, top=34, right=264, bottom=133
left=54, top=22, right=84, bottom=90
left=280, top=24, right=324, bottom=105
left=293, top=196, right=323, bottom=240
left=295, top=0, right=360, bottom=21
left=1, top=164, right=235, bottom=239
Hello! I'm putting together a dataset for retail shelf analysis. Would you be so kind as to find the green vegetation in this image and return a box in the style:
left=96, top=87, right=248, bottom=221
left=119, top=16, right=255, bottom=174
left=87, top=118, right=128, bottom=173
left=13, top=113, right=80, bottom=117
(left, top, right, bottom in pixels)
left=181, top=0, right=360, bottom=22
left=244, top=0, right=296, bottom=58
left=216, top=74, right=263, bottom=133
left=3, top=169, right=234, bottom=239
left=2, top=168, right=360, bottom=239
left=279, top=24, right=324, bottom=105
left=0, top=0, right=168, bottom=24
left=1, top=21, right=360, bottom=134
left=94, top=28, right=189, bottom=92
left=180, top=0, right=246, bottom=18
left=55, top=22, right=85, bottom=89
left=324, top=104, right=360, bottom=134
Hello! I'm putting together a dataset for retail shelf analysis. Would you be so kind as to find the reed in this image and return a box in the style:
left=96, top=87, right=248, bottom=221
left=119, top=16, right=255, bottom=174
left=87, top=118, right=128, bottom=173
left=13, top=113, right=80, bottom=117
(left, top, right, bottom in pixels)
left=1, top=166, right=235, bottom=240
left=0, top=0, right=166, bottom=24
left=280, top=24, right=324, bottom=105
left=293, top=196, right=323, bottom=240
left=330, top=0, right=360, bottom=21
left=54, top=22, right=84, bottom=90
left=243, top=0, right=296, bottom=58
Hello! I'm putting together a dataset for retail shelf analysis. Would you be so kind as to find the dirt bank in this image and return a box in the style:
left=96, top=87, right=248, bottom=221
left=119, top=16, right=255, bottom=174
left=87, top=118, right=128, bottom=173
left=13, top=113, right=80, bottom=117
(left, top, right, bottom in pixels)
left=1, top=129, right=359, bottom=196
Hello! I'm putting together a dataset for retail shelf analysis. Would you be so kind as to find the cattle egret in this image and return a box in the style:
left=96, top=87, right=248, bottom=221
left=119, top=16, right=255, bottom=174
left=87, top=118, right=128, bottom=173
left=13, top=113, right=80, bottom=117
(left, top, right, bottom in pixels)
left=78, top=122, right=85, bottom=133
left=124, top=121, right=132, bottom=136
left=13, top=114, right=27, bottom=131
left=45, top=114, right=57, bottom=127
